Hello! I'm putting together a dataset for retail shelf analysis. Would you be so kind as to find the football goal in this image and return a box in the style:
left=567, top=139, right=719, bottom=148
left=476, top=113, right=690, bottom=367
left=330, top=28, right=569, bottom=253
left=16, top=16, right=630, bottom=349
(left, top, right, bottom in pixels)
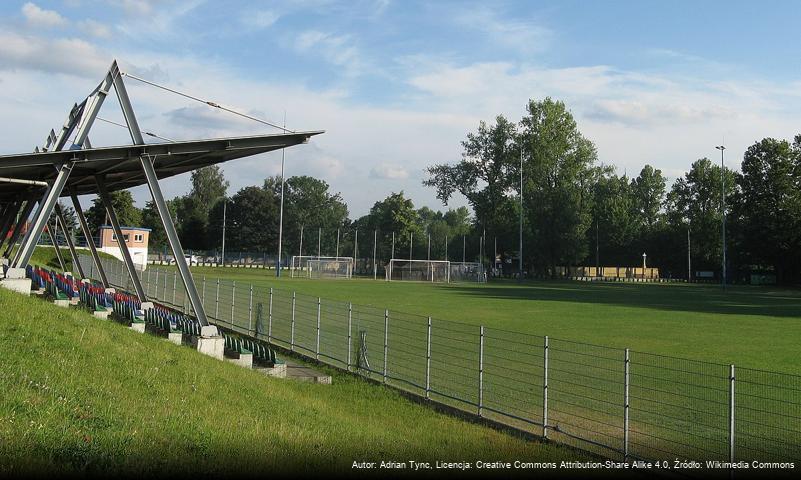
left=290, top=256, right=354, bottom=279
left=385, top=259, right=451, bottom=283
left=449, top=261, right=486, bottom=283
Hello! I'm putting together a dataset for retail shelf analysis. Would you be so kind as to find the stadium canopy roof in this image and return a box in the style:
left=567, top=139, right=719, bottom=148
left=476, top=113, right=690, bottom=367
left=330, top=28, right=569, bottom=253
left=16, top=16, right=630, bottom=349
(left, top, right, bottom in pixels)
left=0, top=131, right=322, bottom=202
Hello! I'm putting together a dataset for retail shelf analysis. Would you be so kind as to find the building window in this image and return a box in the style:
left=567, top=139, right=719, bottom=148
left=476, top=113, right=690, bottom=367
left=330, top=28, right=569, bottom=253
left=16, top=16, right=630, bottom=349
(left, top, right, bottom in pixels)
left=111, top=233, right=130, bottom=243
left=134, top=234, right=144, bottom=243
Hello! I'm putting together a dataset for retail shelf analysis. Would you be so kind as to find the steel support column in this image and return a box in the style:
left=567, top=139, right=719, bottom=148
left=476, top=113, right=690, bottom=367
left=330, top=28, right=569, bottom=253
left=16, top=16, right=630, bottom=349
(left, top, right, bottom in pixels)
left=46, top=223, right=67, bottom=271
left=70, top=191, right=108, bottom=287
left=95, top=176, right=146, bottom=300
left=0, top=201, right=22, bottom=251
left=55, top=203, right=85, bottom=278
left=4, top=200, right=36, bottom=258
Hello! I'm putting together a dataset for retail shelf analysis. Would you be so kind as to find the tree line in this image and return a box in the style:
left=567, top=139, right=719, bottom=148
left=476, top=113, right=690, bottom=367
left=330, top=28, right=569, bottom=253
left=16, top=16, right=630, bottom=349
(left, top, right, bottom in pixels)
left=57, top=96, right=800, bottom=284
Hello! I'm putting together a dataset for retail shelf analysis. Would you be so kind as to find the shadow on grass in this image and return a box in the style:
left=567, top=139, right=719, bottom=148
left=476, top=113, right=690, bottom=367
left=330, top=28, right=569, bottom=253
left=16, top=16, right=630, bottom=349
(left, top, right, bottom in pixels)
left=438, top=279, right=801, bottom=318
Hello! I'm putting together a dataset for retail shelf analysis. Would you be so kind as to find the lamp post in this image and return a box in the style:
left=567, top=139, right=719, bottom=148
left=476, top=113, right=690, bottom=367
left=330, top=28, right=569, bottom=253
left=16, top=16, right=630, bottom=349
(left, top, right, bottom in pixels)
left=276, top=141, right=286, bottom=277
left=221, top=198, right=227, bottom=266
left=518, top=144, right=524, bottom=283
left=716, top=144, right=727, bottom=288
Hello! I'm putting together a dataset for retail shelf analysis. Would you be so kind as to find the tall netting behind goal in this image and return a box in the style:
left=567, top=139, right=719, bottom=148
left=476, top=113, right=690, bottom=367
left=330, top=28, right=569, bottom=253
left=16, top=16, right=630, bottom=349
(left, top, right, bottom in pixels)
left=385, top=259, right=450, bottom=282
left=449, top=261, right=486, bottom=283
left=291, top=256, right=354, bottom=279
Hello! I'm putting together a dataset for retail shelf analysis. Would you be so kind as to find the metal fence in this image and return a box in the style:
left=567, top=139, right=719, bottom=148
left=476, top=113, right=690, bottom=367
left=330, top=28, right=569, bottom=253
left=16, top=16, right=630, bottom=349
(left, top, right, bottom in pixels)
left=77, top=254, right=801, bottom=467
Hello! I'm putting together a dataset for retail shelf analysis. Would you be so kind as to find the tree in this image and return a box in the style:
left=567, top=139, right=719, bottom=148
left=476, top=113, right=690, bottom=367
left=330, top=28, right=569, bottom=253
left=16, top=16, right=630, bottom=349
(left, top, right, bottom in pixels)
left=141, top=199, right=178, bottom=251
left=225, top=186, right=279, bottom=252
left=363, top=191, right=422, bottom=257
left=189, top=165, right=229, bottom=216
left=666, top=158, right=737, bottom=274
left=263, top=175, right=349, bottom=257
left=85, top=190, right=142, bottom=236
left=735, top=136, right=801, bottom=283
left=591, top=173, right=637, bottom=266
left=631, top=165, right=666, bottom=231
left=519, top=98, right=600, bottom=274
left=424, top=115, right=518, bottom=255
left=176, top=165, right=229, bottom=250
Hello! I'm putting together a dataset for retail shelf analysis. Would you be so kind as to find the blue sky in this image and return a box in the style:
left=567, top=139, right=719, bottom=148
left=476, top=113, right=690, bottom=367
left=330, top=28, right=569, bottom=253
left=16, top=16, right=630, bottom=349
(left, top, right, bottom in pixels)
left=1, top=0, right=800, bottom=217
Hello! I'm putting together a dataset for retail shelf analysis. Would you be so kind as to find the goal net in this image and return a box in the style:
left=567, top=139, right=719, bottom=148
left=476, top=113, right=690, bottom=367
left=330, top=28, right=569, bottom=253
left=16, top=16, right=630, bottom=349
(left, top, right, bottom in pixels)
left=290, top=256, right=354, bottom=279
left=385, top=259, right=451, bottom=283
left=449, top=261, right=486, bottom=283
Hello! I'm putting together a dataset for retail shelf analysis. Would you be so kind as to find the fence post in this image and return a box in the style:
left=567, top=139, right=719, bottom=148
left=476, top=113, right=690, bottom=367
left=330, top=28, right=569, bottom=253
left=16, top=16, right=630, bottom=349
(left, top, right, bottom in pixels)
left=291, top=291, right=296, bottom=352
left=172, top=271, right=177, bottom=305
left=426, top=316, right=432, bottom=399
left=316, top=297, right=321, bottom=360
left=729, top=364, right=735, bottom=467
left=248, top=284, right=253, bottom=333
left=478, top=325, right=485, bottom=417
left=543, top=336, right=549, bottom=439
left=347, top=302, right=353, bottom=371
left=155, top=269, right=159, bottom=299
left=201, top=276, right=206, bottom=306
left=231, top=281, right=236, bottom=325
left=624, top=348, right=630, bottom=460
left=163, top=269, right=168, bottom=300
left=268, top=287, right=273, bottom=343
left=215, top=278, right=220, bottom=319
left=383, top=309, right=389, bottom=384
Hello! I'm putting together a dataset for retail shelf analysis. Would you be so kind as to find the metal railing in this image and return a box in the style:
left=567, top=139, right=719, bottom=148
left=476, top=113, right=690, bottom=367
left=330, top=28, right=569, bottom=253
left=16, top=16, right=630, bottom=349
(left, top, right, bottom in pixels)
left=77, top=254, right=801, bottom=467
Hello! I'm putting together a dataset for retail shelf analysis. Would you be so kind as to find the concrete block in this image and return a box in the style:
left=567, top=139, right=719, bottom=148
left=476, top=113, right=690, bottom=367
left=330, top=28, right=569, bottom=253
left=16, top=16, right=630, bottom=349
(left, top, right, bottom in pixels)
left=1, top=278, right=32, bottom=296
left=191, top=335, right=224, bottom=360
left=54, top=299, right=70, bottom=308
left=4, top=268, right=26, bottom=279
left=225, top=352, right=253, bottom=369
left=129, top=322, right=146, bottom=333
left=167, top=332, right=182, bottom=345
left=140, top=302, right=154, bottom=311
left=104, top=288, right=116, bottom=294
left=255, top=362, right=287, bottom=378
left=69, top=297, right=80, bottom=306
left=93, top=309, right=111, bottom=319
left=200, top=325, right=219, bottom=338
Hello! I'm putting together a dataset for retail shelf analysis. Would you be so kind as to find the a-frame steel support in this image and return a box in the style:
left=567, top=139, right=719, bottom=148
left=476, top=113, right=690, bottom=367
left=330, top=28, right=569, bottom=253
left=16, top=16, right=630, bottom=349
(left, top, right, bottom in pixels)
left=0, top=201, right=21, bottom=250
left=95, top=175, right=147, bottom=301
left=110, top=68, right=211, bottom=326
left=70, top=190, right=108, bottom=287
left=55, top=203, right=85, bottom=278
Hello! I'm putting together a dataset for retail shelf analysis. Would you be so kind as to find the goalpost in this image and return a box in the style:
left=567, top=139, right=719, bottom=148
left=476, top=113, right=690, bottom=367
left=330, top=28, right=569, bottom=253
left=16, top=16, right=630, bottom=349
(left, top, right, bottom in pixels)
left=385, top=259, right=451, bottom=283
left=449, top=261, right=486, bottom=283
left=290, top=256, right=354, bottom=279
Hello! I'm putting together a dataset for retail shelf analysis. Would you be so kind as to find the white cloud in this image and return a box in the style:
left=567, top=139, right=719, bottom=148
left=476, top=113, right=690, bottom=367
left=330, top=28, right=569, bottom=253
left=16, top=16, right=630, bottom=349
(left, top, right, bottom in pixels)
left=22, top=2, right=66, bottom=27
left=0, top=31, right=111, bottom=77
left=244, top=10, right=280, bottom=29
left=454, top=7, right=551, bottom=55
left=79, top=19, right=112, bottom=38
left=292, top=30, right=366, bottom=76
left=370, top=164, right=409, bottom=180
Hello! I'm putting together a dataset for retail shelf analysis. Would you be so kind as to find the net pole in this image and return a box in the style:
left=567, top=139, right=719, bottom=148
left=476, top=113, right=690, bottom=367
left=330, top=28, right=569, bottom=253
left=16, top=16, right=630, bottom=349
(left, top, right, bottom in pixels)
left=373, top=230, right=377, bottom=280
left=463, top=235, right=466, bottom=263
left=318, top=227, right=321, bottom=259
left=353, top=229, right=358, bottom=274
left=336, top=228, right=340, bottom=260
left=391, top=232, right=395, bottom=260
left=445, top=234, right=448, bottom=261
left=409, top=232, right=413, bottom=279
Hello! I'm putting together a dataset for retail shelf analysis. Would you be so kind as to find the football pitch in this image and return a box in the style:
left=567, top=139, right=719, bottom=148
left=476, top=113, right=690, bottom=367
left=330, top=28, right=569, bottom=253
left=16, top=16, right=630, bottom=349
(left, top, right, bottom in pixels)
left=177, top=266, right=801, bottom=375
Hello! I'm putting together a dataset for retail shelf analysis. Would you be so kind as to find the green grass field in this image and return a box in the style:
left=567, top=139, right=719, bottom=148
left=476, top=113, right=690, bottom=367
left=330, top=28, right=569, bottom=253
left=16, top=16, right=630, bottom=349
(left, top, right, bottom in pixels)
left=0, top=286, right=599, bottom=476
left=169, top=265, right=801, bottom=374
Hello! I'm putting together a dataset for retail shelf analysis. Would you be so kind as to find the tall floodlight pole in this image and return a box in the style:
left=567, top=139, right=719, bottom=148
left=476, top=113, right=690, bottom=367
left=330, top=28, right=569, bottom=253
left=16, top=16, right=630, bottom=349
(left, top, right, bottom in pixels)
left=595, top=219, right=599, bottom=276
left=463, top=235, right=466, bottom=263
left=427, top=232, right=431, bottom=261
left=716, top=144, right=727, bottom=288
left=317, top=227, right=321, bottom=259
left=519, top=144, right=523, bottom=283
left=353, top=229, right=358, bottom=271
left=276, top=121, right=287, bottom=277
left=298, top=224, right=304, bottom=273
left=373, top=229, right=377, bottom=280
left=445, top=234, right=448, bottom=261
left=687, top=224, right=692, bottom=282
left=336, top=228, right=340, bottom=260
left=391, top=232, right=395, bottom=260
left=221, top=198, right=227, bottom=265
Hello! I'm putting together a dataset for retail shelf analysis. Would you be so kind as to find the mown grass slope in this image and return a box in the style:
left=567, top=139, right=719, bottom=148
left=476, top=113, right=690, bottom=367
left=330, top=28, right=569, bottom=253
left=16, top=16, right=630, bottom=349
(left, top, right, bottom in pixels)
left=0, top=287, right=591, bottom=476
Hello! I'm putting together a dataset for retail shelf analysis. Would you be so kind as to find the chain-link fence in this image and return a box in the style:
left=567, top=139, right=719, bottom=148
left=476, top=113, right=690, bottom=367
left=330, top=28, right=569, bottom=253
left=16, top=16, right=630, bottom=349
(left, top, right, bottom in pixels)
left=77, top=254, right=801, bottom=468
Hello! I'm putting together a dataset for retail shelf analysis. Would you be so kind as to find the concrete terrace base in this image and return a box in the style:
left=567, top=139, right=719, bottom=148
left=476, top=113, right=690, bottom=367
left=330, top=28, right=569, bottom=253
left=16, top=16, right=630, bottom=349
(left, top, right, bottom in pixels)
left=93, top=309, right=111, bottom=319
left=254, top=362, right=287, bottom=378
left=53, top=299, right=70, bottom=308
left=0, top=278, right=32, bottom=296
left=129, top=322, right=146, bottom=333
left=189, top=335, right=224, bottom=360
left=224, top=351, right=254, bottom=369
left=167, top=332, right=182, bottom=345
left=285, top=361, right=332, bottom=384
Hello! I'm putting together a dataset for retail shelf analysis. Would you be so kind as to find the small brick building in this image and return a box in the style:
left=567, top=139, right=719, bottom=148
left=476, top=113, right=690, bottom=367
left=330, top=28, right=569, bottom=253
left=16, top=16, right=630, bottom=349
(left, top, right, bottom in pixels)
left=98, top=225, right=150, bottom=270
